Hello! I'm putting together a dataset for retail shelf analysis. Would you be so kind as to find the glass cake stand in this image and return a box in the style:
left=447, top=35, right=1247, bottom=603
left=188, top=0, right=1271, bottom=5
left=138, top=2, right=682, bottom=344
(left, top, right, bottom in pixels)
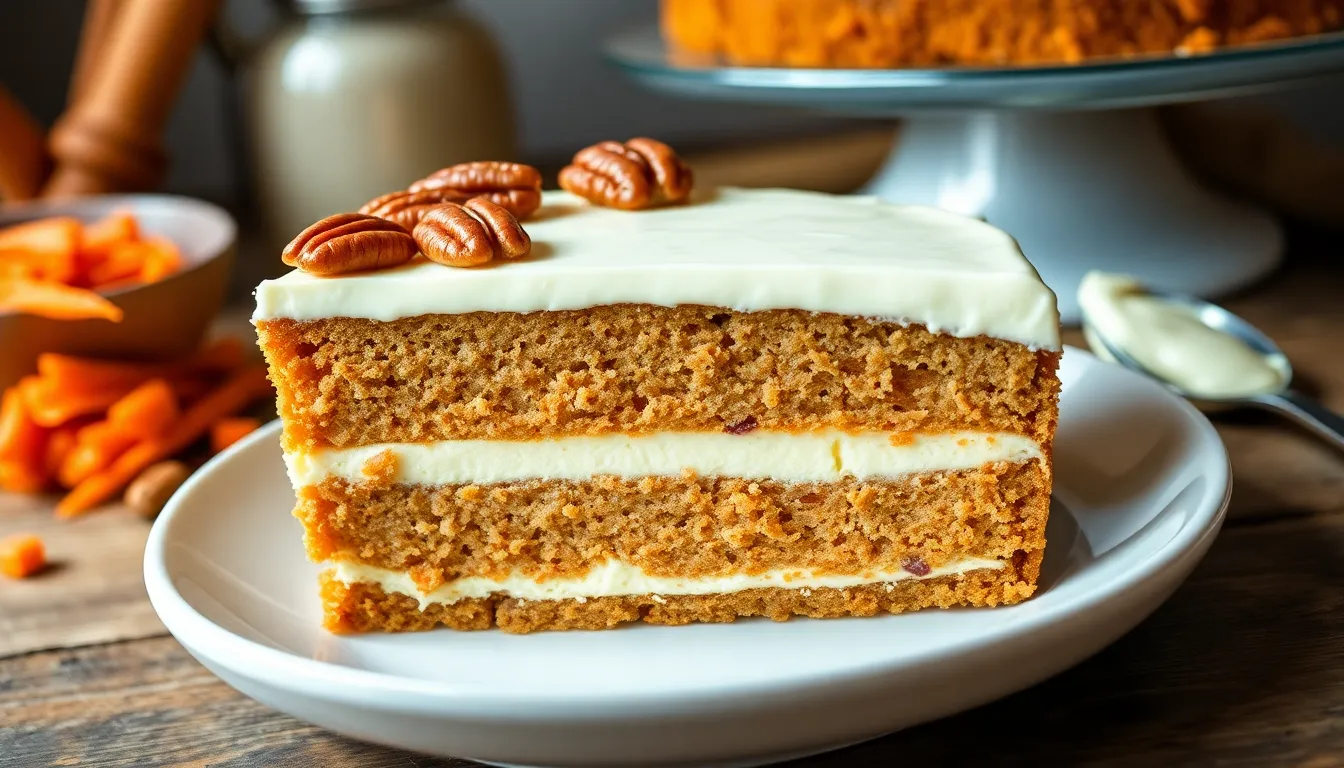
left=607, top=27, right=1344, bottom=322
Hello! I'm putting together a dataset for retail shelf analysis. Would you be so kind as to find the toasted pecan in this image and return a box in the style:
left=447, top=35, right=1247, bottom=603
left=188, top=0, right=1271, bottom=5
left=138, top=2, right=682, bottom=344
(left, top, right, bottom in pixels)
left=282, top=213, right=417, bottom=276
left=559, top=137, right=693, bottom=210
left=357, top=190, right=447, bottom=231
left=408, top=161, right=543, bottom=220
left=412, top=198, right=531, bottom=268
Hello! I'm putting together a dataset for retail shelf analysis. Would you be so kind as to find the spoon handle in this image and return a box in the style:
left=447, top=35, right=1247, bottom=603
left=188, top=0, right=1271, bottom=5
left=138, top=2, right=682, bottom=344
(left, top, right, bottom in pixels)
left=1252, top=390, right=1344, bottom=452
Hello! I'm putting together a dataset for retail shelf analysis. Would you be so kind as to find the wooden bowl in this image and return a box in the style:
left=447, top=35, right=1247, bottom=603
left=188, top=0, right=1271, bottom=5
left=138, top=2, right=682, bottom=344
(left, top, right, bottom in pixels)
left=0, top=194, right=236, bottom=391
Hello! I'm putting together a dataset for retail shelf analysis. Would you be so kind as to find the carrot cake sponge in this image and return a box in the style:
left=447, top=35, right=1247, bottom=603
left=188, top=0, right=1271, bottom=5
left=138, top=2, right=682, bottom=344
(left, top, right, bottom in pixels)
left=254, top=149, right=1061, bottom=634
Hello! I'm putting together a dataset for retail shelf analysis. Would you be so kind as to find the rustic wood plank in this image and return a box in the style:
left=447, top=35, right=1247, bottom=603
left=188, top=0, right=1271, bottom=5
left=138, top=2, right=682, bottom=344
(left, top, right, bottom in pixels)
left=3, top=513, right=1342, bottom=766
left=0, top=636, right=470, bottom=767
left=0, top=502, right=162, bottom=657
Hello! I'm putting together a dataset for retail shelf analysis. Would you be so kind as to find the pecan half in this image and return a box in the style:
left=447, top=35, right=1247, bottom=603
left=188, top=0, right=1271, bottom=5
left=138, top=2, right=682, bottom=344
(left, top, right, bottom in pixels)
left=558, top=137, right=693, bottom=210
left=407, top=161, right=543, bottom=220
left=357, top=190, right=448, bottom=231
left=282, top=213, right=418, bottom=276
left=412, top=198, right=531, bottom=268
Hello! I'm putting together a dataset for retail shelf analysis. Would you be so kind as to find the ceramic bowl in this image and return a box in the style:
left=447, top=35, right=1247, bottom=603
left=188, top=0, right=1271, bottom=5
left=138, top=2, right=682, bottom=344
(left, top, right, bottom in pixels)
left=0, top=195, right=236, bottom=390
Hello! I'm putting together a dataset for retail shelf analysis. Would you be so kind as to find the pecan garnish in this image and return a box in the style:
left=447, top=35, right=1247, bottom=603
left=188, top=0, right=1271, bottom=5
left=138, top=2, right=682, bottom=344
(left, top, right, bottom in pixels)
left=282, top=213, right=418, bottom=276
left=407, top=161, right=543, bottom=220
left=412, top=198, right=531, bottom=268
left=558, top=137, right=693, bottom=210
left=357, top=190, right=449, bottom=231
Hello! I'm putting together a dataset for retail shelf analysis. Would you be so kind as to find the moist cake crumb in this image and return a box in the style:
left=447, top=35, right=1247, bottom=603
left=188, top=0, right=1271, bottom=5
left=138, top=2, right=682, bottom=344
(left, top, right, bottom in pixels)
left=255, top=186, right=1062, bottom=633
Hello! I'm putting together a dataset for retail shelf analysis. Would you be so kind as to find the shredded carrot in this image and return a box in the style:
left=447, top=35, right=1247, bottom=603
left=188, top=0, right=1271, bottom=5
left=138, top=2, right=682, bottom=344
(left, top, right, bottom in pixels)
left=85, top=240, right=150, bottom=287
left=59, top=421, right=135, bottom=488
left=0, top=212, right=181, bottom=321
left=0, top=460, right=48, bottom=493
left=43, top=427, right=77, bottom=479
left=0, top=276, right=122, bottom=322
left=210, top=416, right=261, bottom=454
left=18, top=376, right=136, bottom=428
left=81, top=211, right=138, bottom=262
left=56, top=366, right=272, bottom=518
left=137, top=237, right=183, bottom=283
left=0, top=533, right=46, bottom=578
left=107, top=379, right=178, bottom=438
left=0, top=217, right=81, bottom=254
left=0, top=388, right=45, bottom=464
left=36, top=337, right=245, bottom=393
left=0, top=217, right=80, bottom=283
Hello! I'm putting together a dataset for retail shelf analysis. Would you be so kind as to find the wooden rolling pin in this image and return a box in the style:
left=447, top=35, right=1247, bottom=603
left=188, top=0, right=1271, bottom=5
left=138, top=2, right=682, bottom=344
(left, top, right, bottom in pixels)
left=68, top=0, right=128, bottom=107
left=0, top=84, right=47, bottom=201
left=44, top=0, right=220, bottom=198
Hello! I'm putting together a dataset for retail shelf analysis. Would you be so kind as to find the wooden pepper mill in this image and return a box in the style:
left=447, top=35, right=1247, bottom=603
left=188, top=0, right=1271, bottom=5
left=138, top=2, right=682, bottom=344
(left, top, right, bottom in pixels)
left=43, top=0, right=220, bottom=198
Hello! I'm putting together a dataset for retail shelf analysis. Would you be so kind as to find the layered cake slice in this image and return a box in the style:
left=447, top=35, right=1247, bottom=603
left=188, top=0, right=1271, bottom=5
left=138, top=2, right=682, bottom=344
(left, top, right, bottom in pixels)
left=255, top=157, right=1060, bottom=634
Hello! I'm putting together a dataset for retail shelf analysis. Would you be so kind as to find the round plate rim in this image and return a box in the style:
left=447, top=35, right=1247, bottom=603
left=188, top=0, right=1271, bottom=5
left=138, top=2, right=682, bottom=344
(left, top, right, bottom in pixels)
left=144, top=346, right=1231, bottom=715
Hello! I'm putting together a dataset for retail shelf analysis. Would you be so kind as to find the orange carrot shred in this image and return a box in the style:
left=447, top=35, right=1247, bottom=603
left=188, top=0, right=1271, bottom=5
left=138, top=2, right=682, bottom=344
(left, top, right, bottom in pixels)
left=0, top=459, right=49, bottom=493
left=44, top=427, right=77, bottom=479
left=36, top=337, right=246, bottom=394
left=137, top=237, right=183, bottom=283
left=210, top=416, right=261, bottom=454
left=82, top=212, right=139, bottom=261
left=19, top=376, right=136, bottom=429
left=0, top=387, right=45, bottom=464
left=0, top=217, right=81, bottom=283
left=0, top=533, right=46, bottom=578
left=85, top=240, right=150, bottom=287
left=0, top=276, right=122, bottom=322
left=59, top=421, right=135, bottom=488
left=56, top=366, right=272, bottom=518
left=107, top=379, right=178, bottom=438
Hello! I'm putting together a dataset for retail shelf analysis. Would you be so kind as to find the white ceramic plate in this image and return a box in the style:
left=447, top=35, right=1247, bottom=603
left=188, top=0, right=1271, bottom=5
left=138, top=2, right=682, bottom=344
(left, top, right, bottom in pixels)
left=145, top=347, right=1230, bottom=768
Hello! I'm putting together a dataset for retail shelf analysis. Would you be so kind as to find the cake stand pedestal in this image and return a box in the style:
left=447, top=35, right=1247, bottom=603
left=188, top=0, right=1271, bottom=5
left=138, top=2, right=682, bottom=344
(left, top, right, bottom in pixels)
left=607, top=29, right=1344, bottom=322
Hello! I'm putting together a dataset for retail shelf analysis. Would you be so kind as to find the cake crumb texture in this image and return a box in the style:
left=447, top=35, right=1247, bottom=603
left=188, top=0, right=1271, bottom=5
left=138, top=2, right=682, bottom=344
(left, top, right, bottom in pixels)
left=661, top=0, right=1344, bottom=67
left=297, top=460, right=1049, bottom=588
left=320, top=556, right=1039, bottom=634
left=257, top=306, right=1060, bottom=451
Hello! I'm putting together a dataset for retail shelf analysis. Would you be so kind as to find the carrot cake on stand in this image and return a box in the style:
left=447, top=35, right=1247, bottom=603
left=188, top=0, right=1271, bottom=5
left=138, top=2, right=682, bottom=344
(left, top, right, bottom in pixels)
left=254, top=145, right=1061, bottom=634
left=661, top=0, right=1344, bottom=67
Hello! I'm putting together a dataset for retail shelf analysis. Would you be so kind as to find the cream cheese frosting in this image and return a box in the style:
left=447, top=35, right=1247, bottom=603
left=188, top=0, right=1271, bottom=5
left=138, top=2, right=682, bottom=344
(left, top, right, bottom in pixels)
left=285, top=430, right=1044, bottom=487
left=1079, top=271, right=1289, bottom=399
left=254, top=188, right=1061, bottom=350
left=327, top=557, right=1007, bottom=607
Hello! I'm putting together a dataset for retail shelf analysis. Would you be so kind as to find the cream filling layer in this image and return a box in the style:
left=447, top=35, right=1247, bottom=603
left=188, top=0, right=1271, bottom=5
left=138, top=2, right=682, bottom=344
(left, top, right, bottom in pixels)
left=328, top=557, right=1007, bottom=608
left=285, top=430, right=1043, bottom=487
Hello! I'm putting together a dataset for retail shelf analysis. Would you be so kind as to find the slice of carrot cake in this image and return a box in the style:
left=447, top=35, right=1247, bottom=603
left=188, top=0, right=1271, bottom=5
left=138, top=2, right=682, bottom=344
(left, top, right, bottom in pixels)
left=254, top=148, right=1060, bottom=634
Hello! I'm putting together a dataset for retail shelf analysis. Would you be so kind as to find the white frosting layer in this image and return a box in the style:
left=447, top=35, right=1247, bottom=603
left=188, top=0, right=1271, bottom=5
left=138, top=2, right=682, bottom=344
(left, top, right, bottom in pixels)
left=1079, top=272, right=1289, bottom=399
left=285, top=430, right=1043, bottom=486
left=328, top=557, right=1007, bottom=608
left=254, top=188, right=1060, bottom=349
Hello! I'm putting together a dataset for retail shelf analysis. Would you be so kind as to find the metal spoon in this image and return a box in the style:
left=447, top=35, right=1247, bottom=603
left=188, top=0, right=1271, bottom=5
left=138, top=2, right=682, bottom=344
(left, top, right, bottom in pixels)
left=1082, top=291, right=1344, bottom=452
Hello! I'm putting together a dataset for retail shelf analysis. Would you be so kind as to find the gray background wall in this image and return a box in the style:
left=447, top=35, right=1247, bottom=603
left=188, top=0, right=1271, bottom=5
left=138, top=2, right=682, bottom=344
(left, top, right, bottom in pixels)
left=1, top=0, right=1341, bottom=208
left=0, top=0, right=841, bottom=206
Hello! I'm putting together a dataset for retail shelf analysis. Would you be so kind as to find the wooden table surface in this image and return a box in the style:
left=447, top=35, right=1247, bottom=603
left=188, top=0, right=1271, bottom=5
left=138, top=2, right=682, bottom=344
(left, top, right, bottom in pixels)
left=3, top=199, right=1344, bottom=765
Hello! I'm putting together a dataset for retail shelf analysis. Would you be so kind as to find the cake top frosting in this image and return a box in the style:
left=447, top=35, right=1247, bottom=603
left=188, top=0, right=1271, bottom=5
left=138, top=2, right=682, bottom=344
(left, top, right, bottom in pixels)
left=253, top=187, right=1060, bottom=349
